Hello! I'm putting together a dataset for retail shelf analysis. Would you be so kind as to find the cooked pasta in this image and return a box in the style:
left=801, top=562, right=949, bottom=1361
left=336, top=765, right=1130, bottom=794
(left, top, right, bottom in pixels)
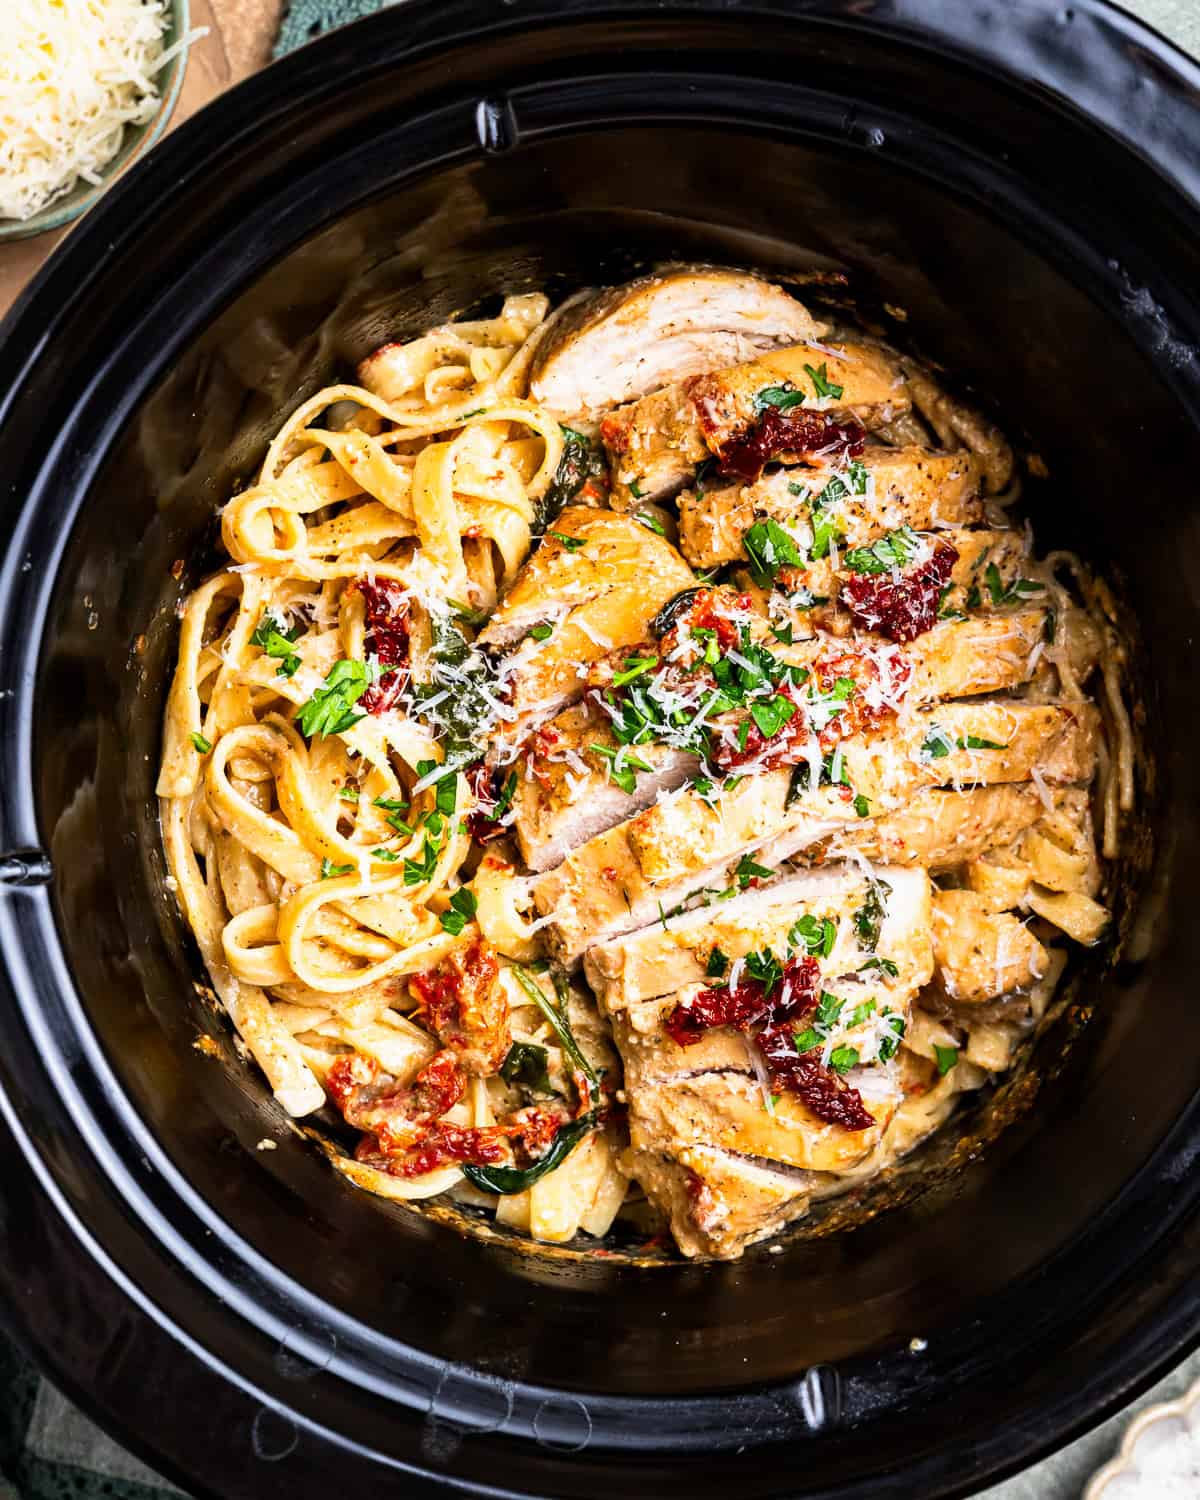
left=159, top=267, right=1134, bottom=1258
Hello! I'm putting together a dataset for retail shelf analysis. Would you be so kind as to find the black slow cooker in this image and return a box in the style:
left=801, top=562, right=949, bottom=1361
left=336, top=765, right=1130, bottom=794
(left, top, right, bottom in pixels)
left=0, top=2, right=1198, bottom=1496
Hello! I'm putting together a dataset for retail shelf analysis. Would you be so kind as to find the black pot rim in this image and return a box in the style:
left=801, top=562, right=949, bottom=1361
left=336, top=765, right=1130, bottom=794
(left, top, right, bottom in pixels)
left=1, top=3, right=1199, bottom=1497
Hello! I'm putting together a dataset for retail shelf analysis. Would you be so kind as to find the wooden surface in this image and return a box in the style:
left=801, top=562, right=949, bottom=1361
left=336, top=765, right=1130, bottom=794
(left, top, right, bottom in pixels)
left=0, top=0, right=283, bottom=319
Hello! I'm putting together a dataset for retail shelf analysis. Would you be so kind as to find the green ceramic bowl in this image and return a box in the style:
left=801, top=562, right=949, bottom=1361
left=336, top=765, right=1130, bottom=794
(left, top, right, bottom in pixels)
left=0, top=0, right=191, bottom=242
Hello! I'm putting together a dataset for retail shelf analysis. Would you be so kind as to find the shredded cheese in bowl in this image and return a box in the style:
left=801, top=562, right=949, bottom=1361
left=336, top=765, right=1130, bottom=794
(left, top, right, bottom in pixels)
left=0, top=0, right=191, bottom=224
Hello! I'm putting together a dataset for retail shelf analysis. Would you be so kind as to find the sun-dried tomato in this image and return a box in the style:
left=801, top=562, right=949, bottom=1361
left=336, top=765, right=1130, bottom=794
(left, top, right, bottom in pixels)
left=369, top=1122, right=511, bottom=1178
left=664, top=955, right=821, bottom=1047
left=409, top=940, right=509, bottom=1076
left=757, top=1026, right=876, bottom=1131
left=465, top=762, right=505, bottom=843
left=716, top=409, right=867, bottom=483
left=843, top=541, right=958, bottom=644
left=354, top=577, right=411, bottom=713
left=327, top=1048, right=467, bottom=1156
left=665, top=955, right=875, bottom=1132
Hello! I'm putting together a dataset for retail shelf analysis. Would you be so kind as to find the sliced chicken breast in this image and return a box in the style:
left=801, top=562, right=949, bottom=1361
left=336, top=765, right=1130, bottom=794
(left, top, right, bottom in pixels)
left=820, top=783, right=1052, bottom=871
left=601, top=341, right=911, bottom=510
left=627, top=1144, right=818, bottom=1260
left=627, top=701, right=1100, bottom=884
left=510, top=701, right=699, bottom=873
left=623, top=1055, right=900, bottom=1177
left=531, top=810, right=843, bottom=966
left=584, top=864, right=933, bottom=1011
left=676, top=445, right=987, bottom=569
left=527, top=267, right=829, bottom=417
left=477, top=506, right=694, bottom=736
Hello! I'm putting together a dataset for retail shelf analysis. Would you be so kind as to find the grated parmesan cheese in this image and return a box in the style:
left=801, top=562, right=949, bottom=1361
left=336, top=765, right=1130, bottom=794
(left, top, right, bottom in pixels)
left=1, top=1, right=203, bottom=221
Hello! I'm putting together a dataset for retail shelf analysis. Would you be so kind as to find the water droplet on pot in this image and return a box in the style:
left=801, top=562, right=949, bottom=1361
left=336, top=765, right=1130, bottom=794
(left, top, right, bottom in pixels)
left=796, top=1364, right=842, bottom=1429
left=251, top=1407, right=298, bottom=1462
left=533, top=1395, right=593, bottom=1452
left=476, top=96, right=518, bottom=153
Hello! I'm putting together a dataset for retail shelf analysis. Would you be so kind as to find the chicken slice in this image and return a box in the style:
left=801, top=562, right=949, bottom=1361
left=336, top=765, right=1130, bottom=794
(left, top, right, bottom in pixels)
left=627, top=701, right=1100, bottom=884
left=601, top=341, right=912, bottom=509
left=514, top=609, right=1047, bottom=878
left=477, top=506, right=694, bottom=736
left=823, top=784, right=1052, bottom=871
left=932, top=890, right=1049, bottom=1002
left=510, top=701, right=699, bottom=874
left=527, top=267, right=828, bottom=417
left=534, top=701, right=1096, bottom=962
left=628, top=1144, right=818, bottom=1260
left=677, top=446, right=986, bottom=569
left=531, top=810, right=843, bottom=966
left=623, top=1049, right=901, bottom=1176
left=905, top=610, right=1049, bottom=699
left=584, top=864, right=932, bottom=1012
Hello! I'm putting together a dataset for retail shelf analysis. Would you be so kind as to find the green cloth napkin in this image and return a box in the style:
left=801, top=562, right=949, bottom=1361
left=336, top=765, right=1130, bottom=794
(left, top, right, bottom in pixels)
left=4, top=0, right=1195, bottom=1496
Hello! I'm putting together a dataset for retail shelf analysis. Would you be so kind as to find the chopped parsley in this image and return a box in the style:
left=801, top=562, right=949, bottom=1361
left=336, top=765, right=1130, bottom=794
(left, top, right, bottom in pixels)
left=934, top=1044, right=959, bottom=1076
left=753, top=383, right=806, bottom=414
left=743, top=518, right=805, bottom=587
left=403, top=837, right=441, bottom=886
left=749, top=694, right=796, bottom=740
left=338, top=785, right=360, bottom=803
left=549, top=530, right=587, bottom=552
left=744, top=947, right=784, bottom=998
left=320, top=858, right=353, bottom=879
left=794, top=991, right=846, bottom=1056
left=530, top=622, right=554, bottom=641
left=805, top=362, right=844, bottom=400
left=439, top=887, right=478, bottom=935
left=296, top=659, right=377, bottom=739
left=588, top=742, right=653, bottom=794
left=877, top=1011, right=906, bottom=1062
left=189, top=731, right=212, bottom=755
left=372, top=848, right=400, bottom=862
left=735, top=855, right=773, bottom=890
left=853, top=877, right=892, bottom=953
left=842, top=526, right=922, bottom=576
left=372, top=795, right=412, bottom=835
left=635, top=510, right=665, bottom=535
left=922, top=727, right=1007, bottom=758
left=808, top=476, right=847, bottom=559
left=846, top=459, right=869, bottom=494
left=611, top=655, right=658, bottom=688
left=853, top=793, right=872, bottom=817
left=448, top=599, right=489, bottom=627
left=937, top=585, right=965, bottom=621
left=787, top=751, right=851, bottom=803
left=705, top=947, right=729, bottom=978
left=919, top=724, right=956, bottom=761
left=788, top=913, right=837, bottom=958
left=250, top=611, right=302, bottom=677
left=492, top=770, right=518, bottom=820
left=858, top=956, right=900, bottom=978
left=828, top=1044, right=860, bottom=1074
left=986, top=563, right=1047, bottom=606
left=628, top=479, right=645, bottom=499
